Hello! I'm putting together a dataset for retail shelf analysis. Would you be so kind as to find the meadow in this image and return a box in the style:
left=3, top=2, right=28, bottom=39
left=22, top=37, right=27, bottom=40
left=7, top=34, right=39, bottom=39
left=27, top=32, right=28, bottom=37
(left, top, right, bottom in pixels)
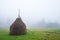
left=0, top=29, right=60, bottom=40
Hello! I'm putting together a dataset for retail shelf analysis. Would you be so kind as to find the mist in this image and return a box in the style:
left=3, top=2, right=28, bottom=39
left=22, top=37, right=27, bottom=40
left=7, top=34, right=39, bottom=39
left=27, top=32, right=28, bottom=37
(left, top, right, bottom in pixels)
left=0, top=0, right=60, bottom=29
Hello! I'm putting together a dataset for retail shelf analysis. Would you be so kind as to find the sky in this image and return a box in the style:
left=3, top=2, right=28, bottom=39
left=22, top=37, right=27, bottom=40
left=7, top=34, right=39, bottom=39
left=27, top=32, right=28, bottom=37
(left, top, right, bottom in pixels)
left=0, top=0, right=60, bottom=27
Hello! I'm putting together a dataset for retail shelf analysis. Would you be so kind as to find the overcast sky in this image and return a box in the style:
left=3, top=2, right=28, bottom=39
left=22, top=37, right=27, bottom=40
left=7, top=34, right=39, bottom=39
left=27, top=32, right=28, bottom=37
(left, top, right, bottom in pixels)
left=0, top=0, right=60, bottom=26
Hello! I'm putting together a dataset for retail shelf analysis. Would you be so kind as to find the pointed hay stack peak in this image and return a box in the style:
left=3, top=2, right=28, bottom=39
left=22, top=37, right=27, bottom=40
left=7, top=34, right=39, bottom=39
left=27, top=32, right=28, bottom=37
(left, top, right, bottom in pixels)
left=18, top=8, right=20, bottom=18
left=10, top=9, right=26, bottom=35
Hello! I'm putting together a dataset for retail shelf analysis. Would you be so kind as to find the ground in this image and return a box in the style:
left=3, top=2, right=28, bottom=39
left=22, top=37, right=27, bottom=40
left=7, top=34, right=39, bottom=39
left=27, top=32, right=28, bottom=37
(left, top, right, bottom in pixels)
left=0, top=29, right=60, bottom=40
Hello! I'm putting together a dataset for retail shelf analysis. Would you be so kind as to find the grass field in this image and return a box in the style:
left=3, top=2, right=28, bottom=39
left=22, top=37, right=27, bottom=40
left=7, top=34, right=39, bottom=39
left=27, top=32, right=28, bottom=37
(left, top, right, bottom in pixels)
left=0, top=29, right=60, bottom=40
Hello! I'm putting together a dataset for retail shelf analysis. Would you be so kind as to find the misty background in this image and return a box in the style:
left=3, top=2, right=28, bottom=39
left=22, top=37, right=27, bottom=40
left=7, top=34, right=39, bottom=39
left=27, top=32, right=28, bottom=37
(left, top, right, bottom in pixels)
left=0, top=0, right=60, bottom=29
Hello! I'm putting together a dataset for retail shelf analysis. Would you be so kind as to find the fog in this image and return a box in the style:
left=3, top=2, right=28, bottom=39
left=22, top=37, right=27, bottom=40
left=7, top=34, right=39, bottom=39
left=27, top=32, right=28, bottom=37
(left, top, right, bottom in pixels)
left=0, top=0, right=60, bottom=29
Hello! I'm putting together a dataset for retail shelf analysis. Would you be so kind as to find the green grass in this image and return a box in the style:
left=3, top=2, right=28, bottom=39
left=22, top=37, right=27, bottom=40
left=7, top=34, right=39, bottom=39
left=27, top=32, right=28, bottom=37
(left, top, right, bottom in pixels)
left=0, top=29, right=60, bottom=40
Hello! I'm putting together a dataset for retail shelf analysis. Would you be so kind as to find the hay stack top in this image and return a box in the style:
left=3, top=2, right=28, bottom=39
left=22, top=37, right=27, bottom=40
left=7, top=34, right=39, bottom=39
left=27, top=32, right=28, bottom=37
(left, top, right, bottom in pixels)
left=10, top=9, right=26, bottom=35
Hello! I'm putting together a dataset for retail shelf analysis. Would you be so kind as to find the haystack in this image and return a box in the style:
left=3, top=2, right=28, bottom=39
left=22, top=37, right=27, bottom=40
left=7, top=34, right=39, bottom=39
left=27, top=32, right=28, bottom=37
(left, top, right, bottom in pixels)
left=10, top=9, right=26, bottom=35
